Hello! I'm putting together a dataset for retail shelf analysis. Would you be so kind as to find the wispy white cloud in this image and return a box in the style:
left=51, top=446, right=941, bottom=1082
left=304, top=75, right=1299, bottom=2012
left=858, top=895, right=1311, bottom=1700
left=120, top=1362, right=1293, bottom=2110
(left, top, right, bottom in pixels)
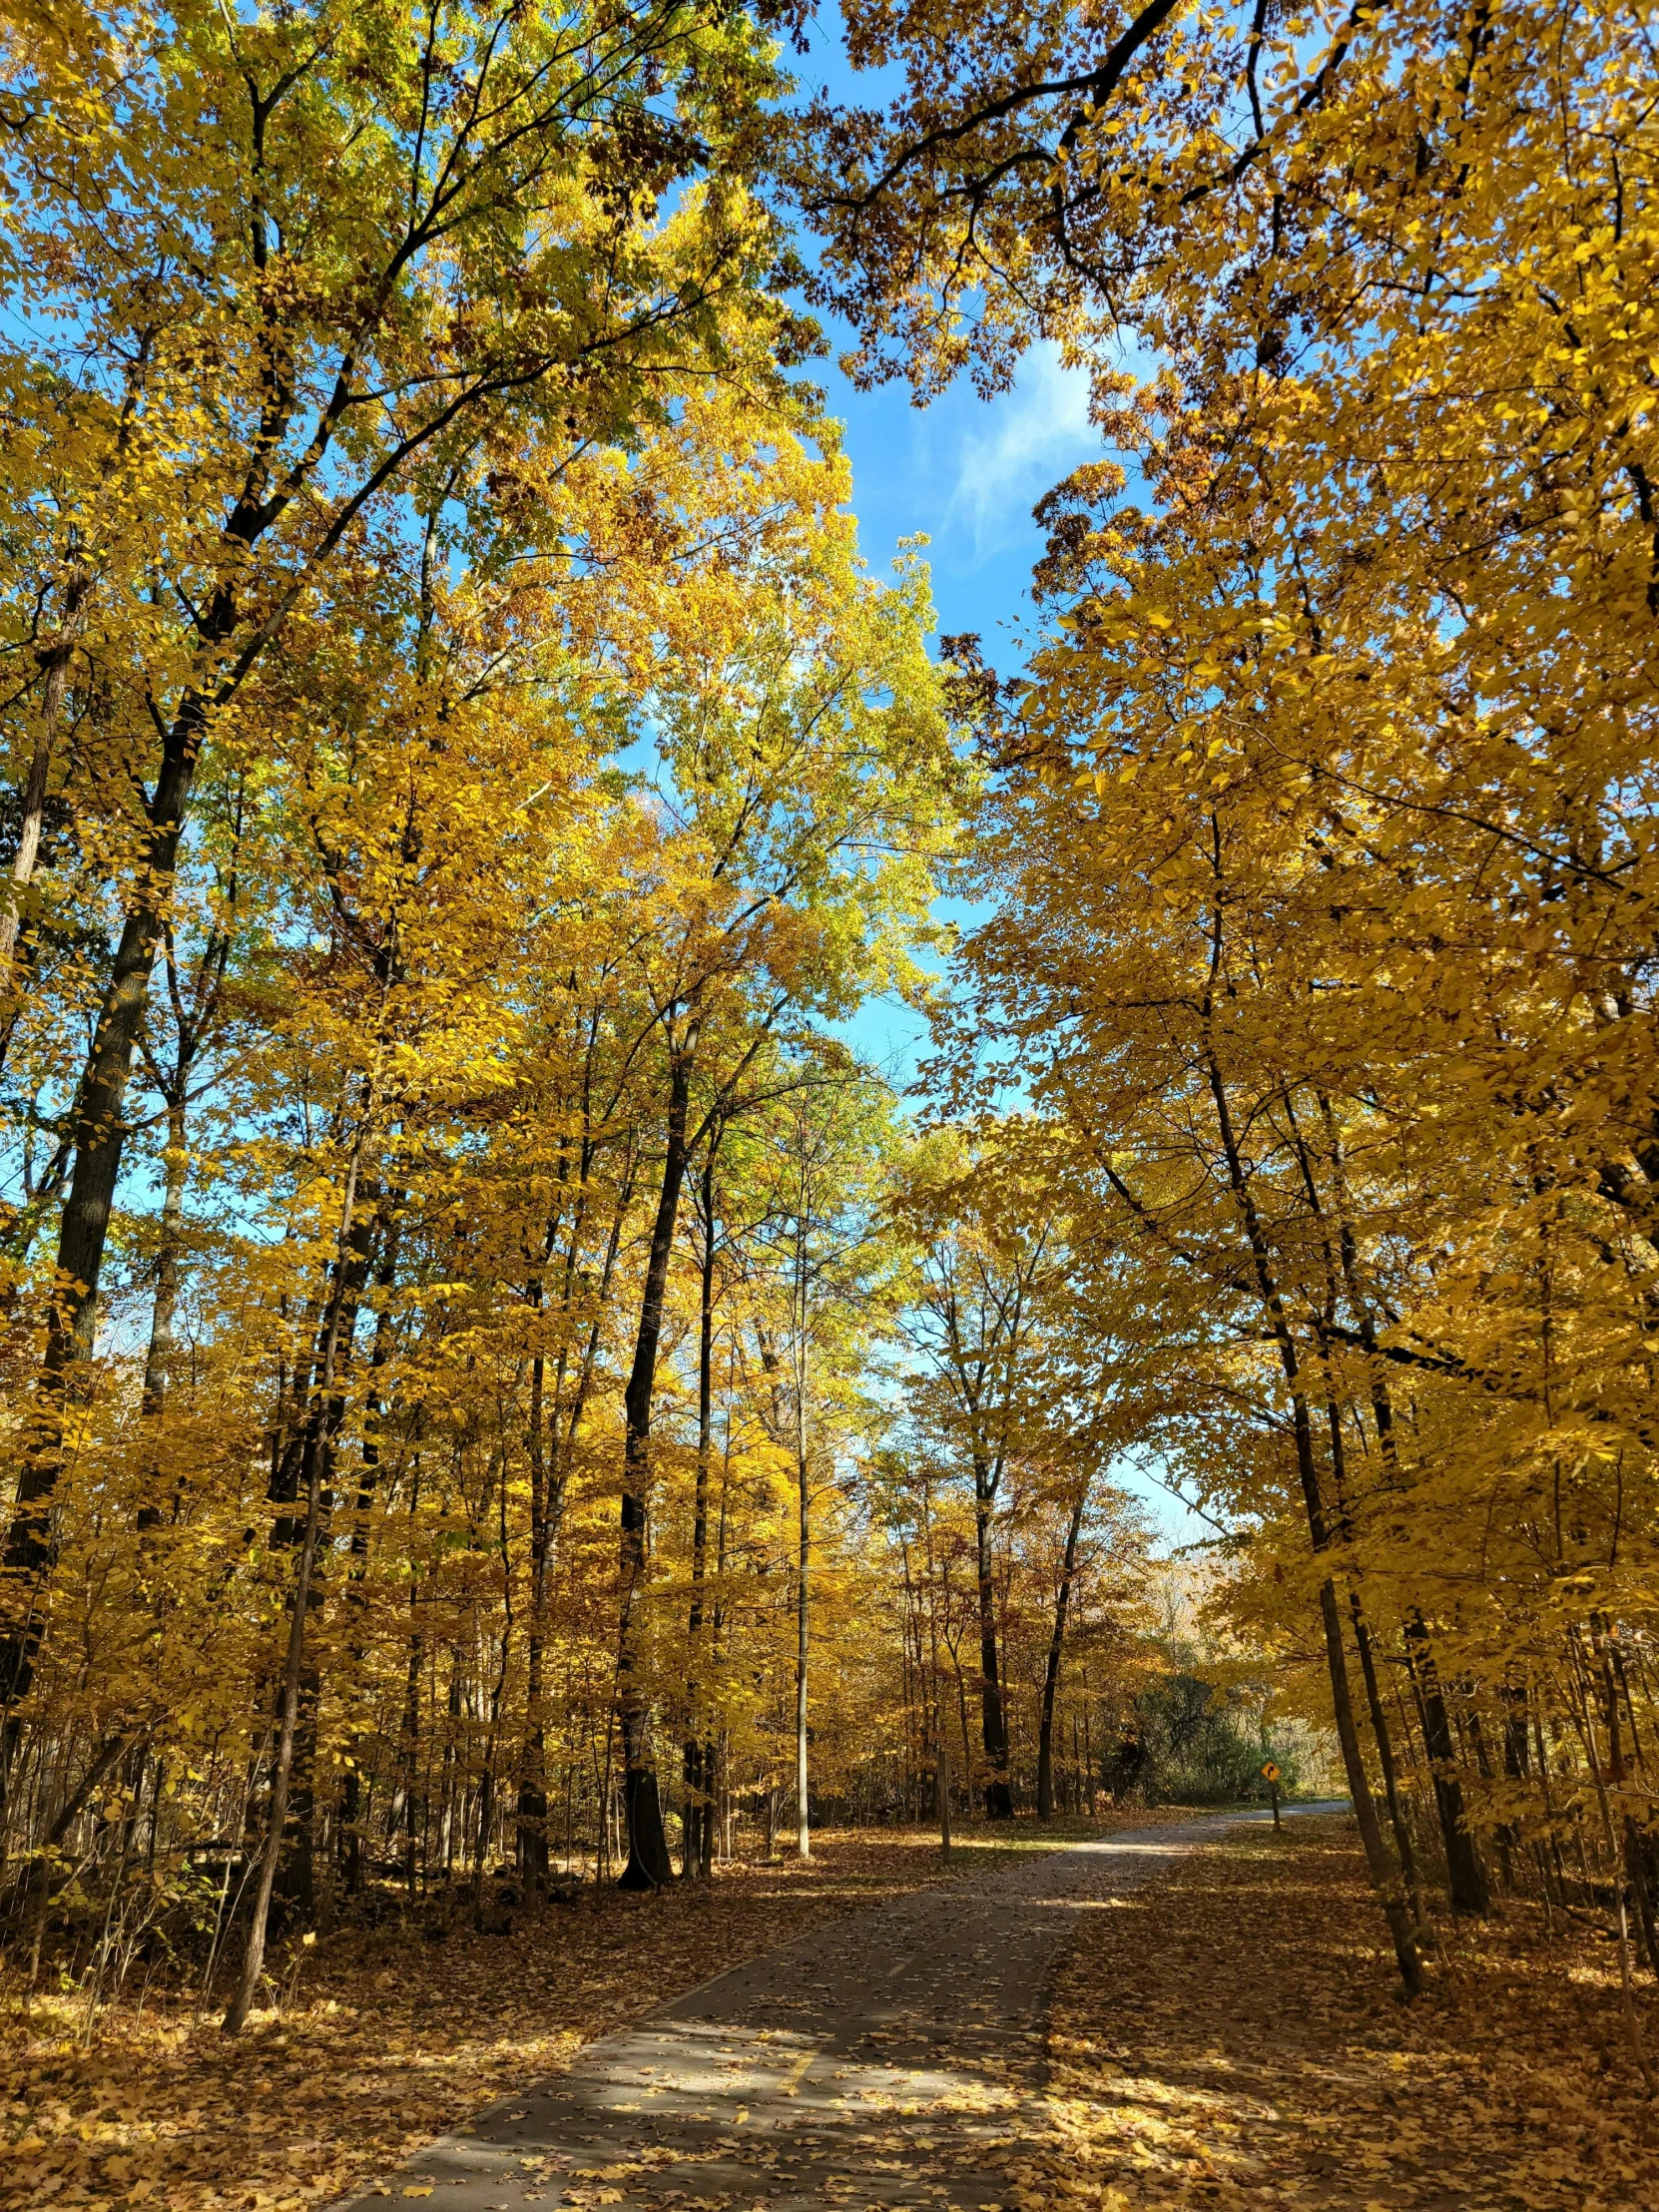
left=943, top=343, right=1097, bottom=566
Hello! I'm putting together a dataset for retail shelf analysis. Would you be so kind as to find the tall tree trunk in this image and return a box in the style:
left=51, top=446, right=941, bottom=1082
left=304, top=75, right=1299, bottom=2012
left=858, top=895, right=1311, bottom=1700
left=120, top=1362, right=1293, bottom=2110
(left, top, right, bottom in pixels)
left=518, top=1343, right=551, bottom=1892
left=700, top=1353, right=735, bottom=1882
left=796, top=1382, right=811, bottom=1861
left=402, top=1607, right=422, bottom=1905
left=0, top=660, right=222, bottom=1795
left=140, top=1100, right=189, bottom=1423
left=222, top=1384, right=327, bottom=2032
left=935, top=1643, right=952, bottom=1867
left=1203, top=1037, right=1421, bottom=1992
left=132, top=1096, right=192, bottom=1540
left=684, top=1133, right=721, bottom=1879
left=268, top=1172, right=377, bottom=1925
left=1318, top=1394, right=1425, bottom=1925
left=1404, top=1612, right=1489, bottom=1916
left=617, top=1032, right=697, bottom=1890
left=973, top=1455, right=1013, bottom=1818
left=1037, top=1482, right=1088, bottom=1821
left=224, top=1088, right=374, bottom=2031
left=519, top=1144, right=634, bottom=1881
left=1569, top=1623, right=1657, bottom=2091
left=341, top=1215, right=401, bottom=1895
left=0, top=566, right=89, bottom=981
left=1350, top=1593, right=1424, bottom=1926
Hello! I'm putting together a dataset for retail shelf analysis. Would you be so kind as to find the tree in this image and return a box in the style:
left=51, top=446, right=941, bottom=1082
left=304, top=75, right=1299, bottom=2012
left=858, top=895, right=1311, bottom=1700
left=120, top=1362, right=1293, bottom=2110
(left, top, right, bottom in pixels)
left=0, top=0, right=804, bottom=1769
left=895, top=1135, right=1066, bottom=1817
left=600, top=521, right=954, bottom=1885
left=799, top=0, right=1659, bottom=2029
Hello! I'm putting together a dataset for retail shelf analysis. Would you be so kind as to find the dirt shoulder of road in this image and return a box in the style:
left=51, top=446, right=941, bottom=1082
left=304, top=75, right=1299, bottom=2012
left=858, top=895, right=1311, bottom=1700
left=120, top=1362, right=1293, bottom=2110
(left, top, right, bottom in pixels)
left=0, top=1807, right=1205, bottom=2212
left=1020, top=1812, right=1657, bottom=2212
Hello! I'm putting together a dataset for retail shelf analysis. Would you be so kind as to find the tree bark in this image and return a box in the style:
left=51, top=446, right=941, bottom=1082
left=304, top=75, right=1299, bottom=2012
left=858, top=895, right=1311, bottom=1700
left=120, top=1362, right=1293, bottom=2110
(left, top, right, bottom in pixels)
left=340, top=1211, right=401, bottom=1895
left=131, top=1096, right=192, bottom=1540
left=1404, top=1612, right=1490, bottom=1916
left=224, top=1090, right=375, bottom=2030
left=518, top=1339, right=551, bottom=1892
left=936, top=1679, right=952, bottom=1865
left=683, top=1131, right=722, bottom=1879
left=617, top=1032, right=697, bottom=1890
left=973, top=1455, right=1013, bottom=1818
left=0, top=655, right=223, bottom=1782
left=1202, top=1034, right=1421, bottom=1992
left=0, top=567, right=89, bottom=979
left=1349, top=1593, right=1424, bottom=1926
left=140, top=1100, right=189, bottom=1423
left=222, top=1381, right=328, bottom=2031
left=796, top=1396, right=811, bottom=1861
left=701, top=1350, right=736, bottom=1881
left=1037, top=1482, right=1088, bottom=1820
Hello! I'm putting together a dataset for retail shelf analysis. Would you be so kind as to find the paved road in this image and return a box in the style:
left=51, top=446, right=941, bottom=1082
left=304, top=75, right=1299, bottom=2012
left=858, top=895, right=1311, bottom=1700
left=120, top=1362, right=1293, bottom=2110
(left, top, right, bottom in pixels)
left=339, top=1807, right=1341, bottom=2212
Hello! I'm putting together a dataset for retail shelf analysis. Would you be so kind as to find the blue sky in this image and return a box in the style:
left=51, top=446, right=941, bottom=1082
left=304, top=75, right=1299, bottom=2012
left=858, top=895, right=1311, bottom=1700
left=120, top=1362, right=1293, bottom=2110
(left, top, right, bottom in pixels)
left=815, top=346, right=1103, bottom=1085
left=821, top=338, right=1101, bottom=656
left=767, top=23, right=1215, bottom=1554
left=791, top=13, right=1104, bottom=677
left=793, top=31, right=1215, bottom=1554
left=786, top=21, right=1103, bottom=1087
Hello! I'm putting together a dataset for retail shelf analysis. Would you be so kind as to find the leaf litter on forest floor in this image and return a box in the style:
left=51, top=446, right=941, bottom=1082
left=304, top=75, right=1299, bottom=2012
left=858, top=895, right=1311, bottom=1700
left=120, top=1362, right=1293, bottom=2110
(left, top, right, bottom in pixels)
left=0, top=1816, right=1185, bottom=2212
left=1005, top=1816, right=1657, bottom=2212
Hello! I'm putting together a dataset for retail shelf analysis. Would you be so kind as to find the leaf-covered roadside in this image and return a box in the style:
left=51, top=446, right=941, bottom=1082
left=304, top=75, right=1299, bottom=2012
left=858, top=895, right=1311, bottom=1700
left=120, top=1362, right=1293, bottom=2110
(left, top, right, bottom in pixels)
left=1013, top=1816, right=1656, bottom=2211
left=0, top=1818, right=1179, bottom=2212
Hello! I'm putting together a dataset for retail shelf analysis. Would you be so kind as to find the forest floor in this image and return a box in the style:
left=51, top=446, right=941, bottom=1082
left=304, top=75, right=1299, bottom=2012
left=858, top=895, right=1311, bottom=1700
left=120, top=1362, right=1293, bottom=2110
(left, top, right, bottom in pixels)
left=1024, top=1811, right=1658, bottom=2210
left=0, top=1811, right=1181, bottom=2212
left=2, top=1809, right=1655, bottom=2212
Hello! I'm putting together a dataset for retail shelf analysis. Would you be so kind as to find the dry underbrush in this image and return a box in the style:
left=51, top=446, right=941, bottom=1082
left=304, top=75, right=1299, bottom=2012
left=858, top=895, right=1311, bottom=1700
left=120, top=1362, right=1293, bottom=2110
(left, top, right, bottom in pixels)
left=1020, top=1814, right=1657, bottom=2212
left=0, top=1812, right=1187, bottom=2212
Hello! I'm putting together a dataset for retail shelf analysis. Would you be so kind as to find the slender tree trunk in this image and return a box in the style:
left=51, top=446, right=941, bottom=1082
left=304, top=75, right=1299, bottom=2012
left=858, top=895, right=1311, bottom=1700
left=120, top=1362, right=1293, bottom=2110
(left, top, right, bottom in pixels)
left=224, top=1082, right=375, bottom=2031
left=1350, top=1594, right=1425, bottom=1927
left=130, top=1095, right=193, bottom=1542
left=1569, top=1625, right=1657, bottom=2091
left=618, top=1033, right=697, bottom=1890
left=341, top=1216, right=401, bottom=1896
left=140, top=1101, right=189, bottom=1423
left=973, top=1457, right=1013, bottom=1819
left=0, top=665, right=221, bottom=1798
left=1203, top=1036, right=1420, bottom=1992
left=700, top=1361, right=735, bottom=1882
left=684, top=1134, right=721, bottom=1879
left=222, top=1417, right=326, bottom=2034
left=0, top=566, right=89, bottom=981
left=518, top=1342, right=550, bottom=1892
left=270, top=1170, right=377, bottom=1925
left=1404, top=1613, right=1489, bottom=1916
left=402, top=1612, right=422, bottom=1904
left=953, top=1643, right=974, bottom=1786
left=1037, top=1483, right=1087, bottom=1821
left=936, top=1677, right=951, bottom=1865
left=1312, top=1386, right=1424, bottom=1923
left=796, top=1421, right=811, bottom=1861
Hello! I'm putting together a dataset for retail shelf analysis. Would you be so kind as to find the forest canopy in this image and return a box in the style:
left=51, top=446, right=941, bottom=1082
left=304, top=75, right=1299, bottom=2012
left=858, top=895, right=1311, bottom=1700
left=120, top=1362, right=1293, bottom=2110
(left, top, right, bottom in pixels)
left=0, top=0, right=1655, bottom=2092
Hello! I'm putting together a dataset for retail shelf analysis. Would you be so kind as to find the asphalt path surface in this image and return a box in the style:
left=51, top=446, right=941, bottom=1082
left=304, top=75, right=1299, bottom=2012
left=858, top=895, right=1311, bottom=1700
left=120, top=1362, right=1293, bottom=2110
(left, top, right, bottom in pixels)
left=338, top=1805, right=1344, bottom=2212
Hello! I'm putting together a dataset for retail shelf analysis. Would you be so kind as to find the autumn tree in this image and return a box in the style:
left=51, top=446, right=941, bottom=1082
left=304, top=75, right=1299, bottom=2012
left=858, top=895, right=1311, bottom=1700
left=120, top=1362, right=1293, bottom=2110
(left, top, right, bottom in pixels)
left=795, top=0, right=1659, bottom=2029
left=0, top=0, right=809, bottom=1777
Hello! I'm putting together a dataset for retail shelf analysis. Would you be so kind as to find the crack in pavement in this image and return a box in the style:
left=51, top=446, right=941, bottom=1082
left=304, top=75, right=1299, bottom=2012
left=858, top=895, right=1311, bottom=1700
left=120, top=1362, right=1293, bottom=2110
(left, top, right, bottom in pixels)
left=337, top=1806, right=1343, bottom=2212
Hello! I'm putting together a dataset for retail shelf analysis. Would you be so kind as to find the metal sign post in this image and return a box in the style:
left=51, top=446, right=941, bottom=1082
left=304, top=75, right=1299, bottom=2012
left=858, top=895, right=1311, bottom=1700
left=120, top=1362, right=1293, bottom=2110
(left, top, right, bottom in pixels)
left=1261, top=1760, right=1282, bottom=1832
